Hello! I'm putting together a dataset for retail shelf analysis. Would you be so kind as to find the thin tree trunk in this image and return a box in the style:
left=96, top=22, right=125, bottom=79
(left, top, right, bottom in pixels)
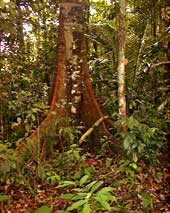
left=16, top=0, right=25, bottom=59
left=117, top=0, right=127, bottom=129
left=133, top=21, right=149, bottom=84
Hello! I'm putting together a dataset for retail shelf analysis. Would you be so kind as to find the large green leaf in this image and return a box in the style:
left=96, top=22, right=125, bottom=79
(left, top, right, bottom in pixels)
left=96, top=190, right=116, bottom=202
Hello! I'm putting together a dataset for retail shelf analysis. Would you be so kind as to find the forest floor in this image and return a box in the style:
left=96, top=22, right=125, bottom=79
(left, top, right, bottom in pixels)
left=0, top=147, right=170, bottom=213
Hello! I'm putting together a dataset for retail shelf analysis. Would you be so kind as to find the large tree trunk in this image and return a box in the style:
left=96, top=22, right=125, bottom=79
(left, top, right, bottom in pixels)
left=17, top=0, right=110, bottom=160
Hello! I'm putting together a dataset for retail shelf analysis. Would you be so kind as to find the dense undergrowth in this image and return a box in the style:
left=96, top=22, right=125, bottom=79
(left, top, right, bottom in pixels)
left=0, top=95, right=170, bottom=213
left=0, top=121, right=170, bottom=212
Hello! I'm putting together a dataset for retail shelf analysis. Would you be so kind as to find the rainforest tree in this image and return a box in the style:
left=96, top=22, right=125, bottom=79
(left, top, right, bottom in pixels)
left=17, top=0, right=111, bottom=158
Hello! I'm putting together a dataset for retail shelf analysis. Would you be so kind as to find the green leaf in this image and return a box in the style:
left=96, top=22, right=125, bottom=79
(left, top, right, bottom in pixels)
left=73, top=150, right=80, bottom=161
left=67, top=200, right=87, bottom=211
left=106, top=193, right=116, bottom=202
left=90, top=180, right=103, bottom=193
left=71, top=193, right=88, bottom=200
left=130, top=163, right=138, bottom=171
left=123, top=135, right=131, bottom=150
left=97, top=186, right=114, bottom=195
left=95, top=195, right=111, bottom=210
left=72, top=188, right=84, bottom=192
left=62, top=194, right=75, bottom=200
left=80, top=175, right=89, bottom=186
left=35, top=205, right=51, bottom=213
left=82, top=202, right=91, bottom=213
left=140, top=191, right=153, bottom=210
left=84, top=166, right=94, bottom=177
left=74, top=171, right=83, bottom=180
left=96, top=189, right=116, bottom=202
left=57, top=181, right=76, bottom=188
left=99, top=192, right=116, bottom=202
left=85, top=180, right=97, bottom=191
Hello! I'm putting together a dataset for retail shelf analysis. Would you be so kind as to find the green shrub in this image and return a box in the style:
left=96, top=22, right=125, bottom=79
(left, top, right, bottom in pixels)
left=116, top=116, right=165, bottom=163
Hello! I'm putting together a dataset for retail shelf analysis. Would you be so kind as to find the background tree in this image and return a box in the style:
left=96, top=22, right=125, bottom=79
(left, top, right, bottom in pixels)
left=116, top=0, right=127, bottom=131
left=0, top=0, right=58, bottom=142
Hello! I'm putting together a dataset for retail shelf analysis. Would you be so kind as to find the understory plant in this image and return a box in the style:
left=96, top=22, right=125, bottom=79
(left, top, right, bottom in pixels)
left=0, top=144, right=18, bottom=182
left=116, top=116, right=165, bottom=163
left=120, top=159, right=140, bottom=189
left=140, top=191, right=153, bottom=212
left=61, top=175, right=116, bottom=212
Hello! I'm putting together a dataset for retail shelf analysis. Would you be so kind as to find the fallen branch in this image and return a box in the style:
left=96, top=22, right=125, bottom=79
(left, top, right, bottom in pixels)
left=78, top=116, right=109, bottom=145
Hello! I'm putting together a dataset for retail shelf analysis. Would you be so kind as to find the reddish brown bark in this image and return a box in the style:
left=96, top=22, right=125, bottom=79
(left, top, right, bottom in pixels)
left=17, top=0, right=112, bottom=160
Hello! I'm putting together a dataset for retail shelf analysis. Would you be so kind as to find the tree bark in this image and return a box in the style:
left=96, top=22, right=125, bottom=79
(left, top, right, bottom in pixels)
left=117, top=0, right=127, bottom=130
